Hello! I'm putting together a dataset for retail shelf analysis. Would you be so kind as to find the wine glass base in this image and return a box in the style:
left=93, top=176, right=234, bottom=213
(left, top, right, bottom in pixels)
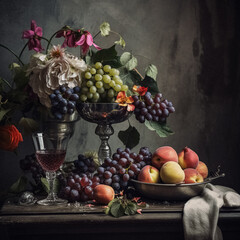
left=37, top=197, right=68, bottom=206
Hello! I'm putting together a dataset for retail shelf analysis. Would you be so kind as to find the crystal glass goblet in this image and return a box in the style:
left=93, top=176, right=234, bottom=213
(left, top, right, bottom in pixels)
left=76, top=103, right=132, bottom=164
left=32, top=132, right=69, bottom=205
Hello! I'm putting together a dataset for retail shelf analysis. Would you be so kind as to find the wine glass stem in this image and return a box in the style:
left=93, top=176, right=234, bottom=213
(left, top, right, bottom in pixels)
left=46, top=171, right=56, bottom=200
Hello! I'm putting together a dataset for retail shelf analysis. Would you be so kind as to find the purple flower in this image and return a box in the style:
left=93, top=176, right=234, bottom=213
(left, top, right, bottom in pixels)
left=22, top=20, right=43, bottom=52
left=56, top=30, right=77, bottom=48
left=75, top=31, right=101, bottom=56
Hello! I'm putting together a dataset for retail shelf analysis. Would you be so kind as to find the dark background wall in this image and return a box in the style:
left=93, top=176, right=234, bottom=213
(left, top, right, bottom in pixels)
left=0, top=0, right=239, bottom=193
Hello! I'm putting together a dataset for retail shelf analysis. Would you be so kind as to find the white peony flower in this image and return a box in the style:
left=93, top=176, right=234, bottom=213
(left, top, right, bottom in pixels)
left=28, top=46, right=87, bottom=108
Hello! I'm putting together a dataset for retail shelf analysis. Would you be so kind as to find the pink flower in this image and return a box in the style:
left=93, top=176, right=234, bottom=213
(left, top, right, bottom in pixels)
left=75, top=31, right=101, bottom=56
left=22, top=20, right=43, bottom=52
left=56, top=30, right=78, bottom=48
left=137, top=209, right=142, bottom=214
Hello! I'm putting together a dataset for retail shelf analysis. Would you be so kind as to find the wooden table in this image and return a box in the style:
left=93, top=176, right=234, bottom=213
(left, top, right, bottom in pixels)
left=0, top=198, right=240, bottom=240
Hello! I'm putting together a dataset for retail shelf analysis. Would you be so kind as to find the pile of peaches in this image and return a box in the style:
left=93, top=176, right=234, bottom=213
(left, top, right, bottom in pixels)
left=138, top=146, right=208, bottom=184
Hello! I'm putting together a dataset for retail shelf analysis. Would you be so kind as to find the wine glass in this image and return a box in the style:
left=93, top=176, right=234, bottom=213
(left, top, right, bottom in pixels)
left=32, top=132, right=69, bottom=205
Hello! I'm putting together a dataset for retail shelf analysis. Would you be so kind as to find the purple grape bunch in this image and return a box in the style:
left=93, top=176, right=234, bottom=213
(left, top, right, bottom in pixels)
left=96, top=147, right=152, bottom=192
left=19, top=154, right=45, bottom=185
left=74, top=154, right=97, bottom=175
left=59, top=173, right=100, bottom=202
left=132, top=92, right=175, bottom=123
left=49, top=86, right=80, bottom=120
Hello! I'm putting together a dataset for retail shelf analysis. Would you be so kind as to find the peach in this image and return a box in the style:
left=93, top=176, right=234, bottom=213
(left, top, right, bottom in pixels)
left=184, top=168, right=204, bottom=183
left=160, top=161, right=185, bottom=184
left=178, top=147, right=199, bottom=169
left=151, top=146, right=178, bottom=170
left=93, top=184, right=115, bottom=204
left=138, top=165, right=160, bottom=183
left=196, top=161, right=208, bottom=179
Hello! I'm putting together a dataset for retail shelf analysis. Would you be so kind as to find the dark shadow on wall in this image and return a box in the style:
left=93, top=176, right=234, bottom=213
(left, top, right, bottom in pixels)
left=197, top=0, right=240, bottom=192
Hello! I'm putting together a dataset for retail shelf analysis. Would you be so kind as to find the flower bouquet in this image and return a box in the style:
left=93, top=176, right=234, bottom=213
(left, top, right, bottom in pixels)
left=0, top=20, right=175, bottom=152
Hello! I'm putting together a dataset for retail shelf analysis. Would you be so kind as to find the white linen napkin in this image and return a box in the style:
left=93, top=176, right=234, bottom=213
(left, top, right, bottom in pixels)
left=183, top=183, right=240, bottom=240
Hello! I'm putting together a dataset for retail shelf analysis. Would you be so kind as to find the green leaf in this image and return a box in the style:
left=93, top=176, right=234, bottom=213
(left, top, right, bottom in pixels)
left=100, top=22, right=111, bottom=36
left=115, top=36, right=126, bottom=48
left=9, top=62, right=21, bottom=71
left=105, top=198, right=119, bottom=215
left=145, top=121, right=174, bottom=138
left=9, top=89, right=28, bottom=103
left=120, top=52, right=137, bottom=71
left=0, top=108, right=11, bottom=122
left=93, top=45, right=117, bottom=63
left=118, top=125, right=140, bottom=149
left=85, top=55, right=92, bottom=65
left=140, top=75, right=159, bottom=95
left=18, top=117, right=39, bottom=135
left=102, top=56, right=123, bottom=68
left=124, top=201, right=137, bottom=215
left=11, top=65, right=29, bottom=89
left=41, top=178, right=49, bottom=193
left=9, top=176, right=28, bottom=193
left=145, top=64, right=158, bottom=81
left=120, top=68, right=142, bottom=93
left=41, top=177, right=59, bottom=194
left=110, top=201, right=125, bottom=218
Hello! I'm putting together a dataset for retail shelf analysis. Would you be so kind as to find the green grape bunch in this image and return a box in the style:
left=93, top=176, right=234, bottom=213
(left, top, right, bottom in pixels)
left=79, top=62, right=128, bottom=103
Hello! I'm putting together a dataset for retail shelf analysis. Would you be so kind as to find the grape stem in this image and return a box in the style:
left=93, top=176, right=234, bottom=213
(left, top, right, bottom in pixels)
left=133, top=68, right=144, bottom=80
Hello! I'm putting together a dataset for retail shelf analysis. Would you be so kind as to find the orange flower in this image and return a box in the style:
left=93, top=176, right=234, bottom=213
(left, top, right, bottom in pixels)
left=132, top=85, right=148, bottom=96
left=115, top=91, right=135, bottom=111
left=0, top=125, right=23, bottom=151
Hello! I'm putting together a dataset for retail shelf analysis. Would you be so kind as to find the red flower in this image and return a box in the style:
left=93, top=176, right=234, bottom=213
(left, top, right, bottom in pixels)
left=0, top=125, right=23, bottom=151
left=115, top=91, right=135, bottom=112
left=22, top=20, right=43, bottom=52
left=133, top=85, right=148, bottom=96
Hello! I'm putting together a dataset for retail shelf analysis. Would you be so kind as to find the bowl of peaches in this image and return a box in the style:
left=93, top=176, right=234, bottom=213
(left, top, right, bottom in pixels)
left=131, top=146, right=225, bottom=201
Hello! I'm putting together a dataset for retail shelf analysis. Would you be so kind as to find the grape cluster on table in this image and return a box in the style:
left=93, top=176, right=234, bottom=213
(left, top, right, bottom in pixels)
left=19, top=146, right=152, bottom=202
left=96, top=147, right=152, bottom=192
left=74, top=154, right=97, bottom=174
left=59, top=172, right=100, bottom=202
left=49, top=86, right=80, bottom=120
left=132, top=92, right=175, bottom=123
left=19, top=154, right=45, bottom=185
left=80, top=62, right=128, bottom=103
left=59, top=153, right=99, bottom=202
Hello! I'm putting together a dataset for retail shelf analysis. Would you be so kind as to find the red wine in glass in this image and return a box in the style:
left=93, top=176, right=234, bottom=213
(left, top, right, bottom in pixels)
left=36, top=150, right=66, bottom=172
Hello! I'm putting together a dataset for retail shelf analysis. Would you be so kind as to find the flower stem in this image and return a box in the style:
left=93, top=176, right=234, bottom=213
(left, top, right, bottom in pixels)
left=18, top=42, right=28, bottom=60
left=41, top=36, right=51, bottom=48
left=93, top=31, right=101, bottom=39
left=0, top=44, right=24, bottom=65
left=45, top=31, right=60, bottom=53
left=1, top=77, right=13, bottom=89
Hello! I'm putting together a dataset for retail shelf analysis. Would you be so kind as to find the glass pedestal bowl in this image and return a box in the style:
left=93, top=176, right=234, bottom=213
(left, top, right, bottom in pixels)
left=76, top=103, right=132, bottom=164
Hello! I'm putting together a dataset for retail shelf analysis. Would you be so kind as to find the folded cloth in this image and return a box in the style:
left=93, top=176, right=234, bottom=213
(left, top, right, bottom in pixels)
left=183, top=183, right=240, bottom=240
